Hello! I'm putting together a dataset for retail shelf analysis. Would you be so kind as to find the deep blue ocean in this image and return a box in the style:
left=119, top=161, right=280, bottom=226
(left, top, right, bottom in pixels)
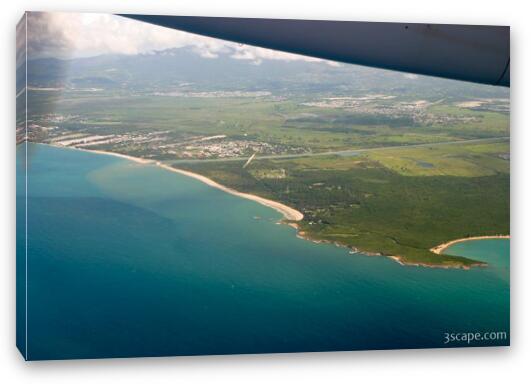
left=16, top=143, right=509, bottom=360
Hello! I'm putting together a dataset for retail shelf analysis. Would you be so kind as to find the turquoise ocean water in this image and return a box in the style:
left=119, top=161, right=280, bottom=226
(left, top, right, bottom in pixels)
left=16, top=143, right=509, bottom=360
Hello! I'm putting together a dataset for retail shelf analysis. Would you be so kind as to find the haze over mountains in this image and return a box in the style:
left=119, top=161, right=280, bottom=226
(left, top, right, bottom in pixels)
left=28, top=46, right=509, bottom=99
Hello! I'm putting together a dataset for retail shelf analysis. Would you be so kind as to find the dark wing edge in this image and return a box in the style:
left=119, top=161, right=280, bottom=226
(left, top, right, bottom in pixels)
left=119, top=14, right=509, bottom=87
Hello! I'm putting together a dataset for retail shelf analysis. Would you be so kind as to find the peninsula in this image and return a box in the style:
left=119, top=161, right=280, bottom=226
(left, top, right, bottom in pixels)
left=54, top=142, right=509, bottom=270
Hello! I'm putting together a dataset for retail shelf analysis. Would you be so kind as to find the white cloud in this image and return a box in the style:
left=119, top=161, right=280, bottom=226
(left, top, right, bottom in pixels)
left=27, top=12, right=208, bottom=58
left=26, top=11, right=336, bottom=66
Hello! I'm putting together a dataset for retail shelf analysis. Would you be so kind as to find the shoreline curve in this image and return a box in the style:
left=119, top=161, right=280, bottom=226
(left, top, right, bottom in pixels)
left=39, top=143, right=507, bottom=270
left=52, top=145, right=304, bottom=221
left=430, top=235, right=510, bottom=255
left=158, top=165, right=303, bottom=221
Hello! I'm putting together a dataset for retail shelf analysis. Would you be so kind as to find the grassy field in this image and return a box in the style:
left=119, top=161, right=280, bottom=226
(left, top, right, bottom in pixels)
left=365, top=140, right=509, bottom=176
left=29, top=91, right=509, bottom=154
left=179, top=140, right=510, bottom=268
left=27, top=89, right=510, bottom=268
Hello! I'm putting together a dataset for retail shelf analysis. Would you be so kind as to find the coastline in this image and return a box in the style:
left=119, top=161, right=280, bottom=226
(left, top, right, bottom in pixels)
left=84, top=149, right=154, bottom=165
left=430, top=235, right=510, bottom=255
left=156, top=164, right=304, bottom=221
left=290, top=221, right=501, bottom=270
left=41, top=143, right=507, bottom=270
left=387, top=255, right=487, bottom=270
left=49, top=144, right=304, bottom=222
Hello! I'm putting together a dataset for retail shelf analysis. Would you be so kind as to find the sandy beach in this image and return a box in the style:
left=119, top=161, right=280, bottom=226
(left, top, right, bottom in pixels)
left=430, top=235, right=510, bottom=255
left=157, top=164, right=304, bottom=221
left=54, top=145, right=304, bottom=222
left=44, top=144, right=508, bottom=270
left=72, top=147, right=155, bottom=165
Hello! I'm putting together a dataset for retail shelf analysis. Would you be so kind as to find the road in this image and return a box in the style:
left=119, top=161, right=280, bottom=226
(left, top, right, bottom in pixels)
left=171, top=136, right=509, bottom=164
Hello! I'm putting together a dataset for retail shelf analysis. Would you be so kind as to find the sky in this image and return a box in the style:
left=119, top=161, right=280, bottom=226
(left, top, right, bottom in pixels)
left=25, top=12, right=329, bottom=65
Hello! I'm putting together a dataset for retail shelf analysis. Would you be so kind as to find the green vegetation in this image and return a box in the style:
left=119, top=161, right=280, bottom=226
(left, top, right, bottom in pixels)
left=28, top=91, right=509, bottom=156
left=23, top=49, right=510, bottom=268
left=366, top=141, right=509, bottom=176
left=180, top=140, right=509, bottom=268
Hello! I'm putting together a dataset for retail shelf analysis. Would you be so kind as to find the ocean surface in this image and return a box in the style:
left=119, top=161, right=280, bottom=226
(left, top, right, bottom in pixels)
left=16, top=143, right=510, bottom=360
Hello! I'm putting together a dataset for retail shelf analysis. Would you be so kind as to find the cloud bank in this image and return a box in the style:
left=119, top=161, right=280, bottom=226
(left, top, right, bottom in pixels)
left=26, top=12, right=331, bottom=65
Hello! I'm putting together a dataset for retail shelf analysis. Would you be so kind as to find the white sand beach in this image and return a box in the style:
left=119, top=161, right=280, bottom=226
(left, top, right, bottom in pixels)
left=157, top=164, right=303, bottom=221
left=430, top=235, right=510, bottom=255
left=54, top=144, right=304, bottom=221
left=77, top=148, right=155, bottom=165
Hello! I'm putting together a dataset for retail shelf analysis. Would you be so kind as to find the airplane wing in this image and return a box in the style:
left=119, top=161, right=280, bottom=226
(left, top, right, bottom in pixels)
left=120, top=15, right=510, bottom=87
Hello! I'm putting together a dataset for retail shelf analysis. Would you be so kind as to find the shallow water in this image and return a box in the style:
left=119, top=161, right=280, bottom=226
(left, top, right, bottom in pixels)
left=16, top=143, right=510, bottom=360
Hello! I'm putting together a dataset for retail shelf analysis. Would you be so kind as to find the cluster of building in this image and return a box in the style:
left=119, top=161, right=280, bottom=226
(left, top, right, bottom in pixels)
left=30, top=113, right=306, bottom=160
left=173, top=138, right=304, bottom=159
left=153, top=90, right=272, bottom=98
left=302, top=95, right=483, bottom=126
left=302, top=94, right=397, bottom=109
